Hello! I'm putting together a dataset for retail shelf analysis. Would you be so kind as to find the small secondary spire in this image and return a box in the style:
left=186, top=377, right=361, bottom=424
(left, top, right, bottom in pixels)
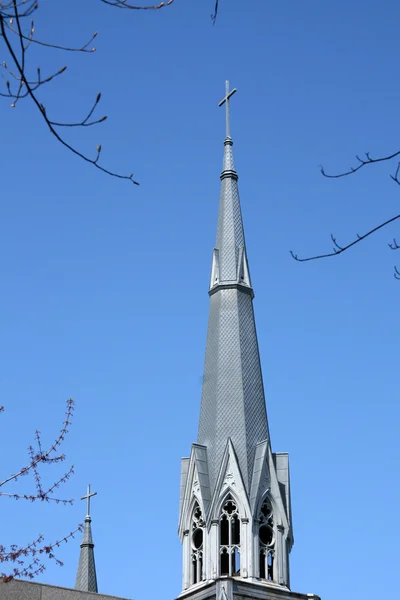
left=218, top=80, right=237, bottom=139
left=75, top=483, right=98, bottom=593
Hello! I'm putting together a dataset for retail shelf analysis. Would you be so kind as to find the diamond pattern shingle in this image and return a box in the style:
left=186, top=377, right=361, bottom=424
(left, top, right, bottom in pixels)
left=197, top=137, right=269, bottom=493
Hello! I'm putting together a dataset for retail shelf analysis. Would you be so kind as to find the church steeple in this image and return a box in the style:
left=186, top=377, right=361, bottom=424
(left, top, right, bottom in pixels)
left=198, top=81, right=269, bottom=495
left=75, top=484, right=98, bottom=594
left=177, top=82, right=319, bottom=600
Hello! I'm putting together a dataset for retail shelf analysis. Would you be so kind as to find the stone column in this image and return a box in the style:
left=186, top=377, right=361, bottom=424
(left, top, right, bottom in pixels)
left=241, top=518, right=249, bottom=578
left=210, top=519, right=219, bottom=579
left=277, top=524, right=285, bottom=585
left=253, top=519, right=260, bottom=579
left=183, top=529, right=190, bottom=590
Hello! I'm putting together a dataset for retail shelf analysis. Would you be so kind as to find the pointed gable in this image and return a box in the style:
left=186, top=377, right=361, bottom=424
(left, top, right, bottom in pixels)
left=178, top=444, right=211, bottom=538
left=249, top=441, right=270, bottom=514
left=209, top=439, right=251, bottom=524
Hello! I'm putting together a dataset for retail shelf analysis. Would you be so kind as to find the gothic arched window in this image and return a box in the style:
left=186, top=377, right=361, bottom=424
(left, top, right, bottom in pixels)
left=258, top=499, right=274, bottom=581
left=191, top=503, right=204, bottom=585
left=219, top=496, right=240, bottom=577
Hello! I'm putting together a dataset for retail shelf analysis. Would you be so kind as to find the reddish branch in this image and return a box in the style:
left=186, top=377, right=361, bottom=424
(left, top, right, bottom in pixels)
left=0, top=0, right=175, bottom=185
left=0, top=398, right=82, bottom=582
left=0, top=526, right=83, bottom=583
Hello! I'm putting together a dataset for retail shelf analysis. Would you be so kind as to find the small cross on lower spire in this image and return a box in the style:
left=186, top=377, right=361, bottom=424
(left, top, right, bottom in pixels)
left=218, top=80, right=237, bottom=139
left=81, top=484, right=97, bottom=518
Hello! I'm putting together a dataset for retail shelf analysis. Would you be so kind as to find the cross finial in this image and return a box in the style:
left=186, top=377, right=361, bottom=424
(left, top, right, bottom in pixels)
left=81, top=484, right=97, bottom=518
left=218, top=80, right=237, bottom=139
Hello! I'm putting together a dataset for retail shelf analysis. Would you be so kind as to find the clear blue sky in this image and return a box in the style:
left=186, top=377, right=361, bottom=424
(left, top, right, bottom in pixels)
left=1, top=1, right=399, bottom=599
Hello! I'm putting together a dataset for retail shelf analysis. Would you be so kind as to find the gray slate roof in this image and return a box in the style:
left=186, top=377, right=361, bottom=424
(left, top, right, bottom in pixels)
left=197, top=135, right=270, bottom=493
left=0, top=579, right=130, bottom=600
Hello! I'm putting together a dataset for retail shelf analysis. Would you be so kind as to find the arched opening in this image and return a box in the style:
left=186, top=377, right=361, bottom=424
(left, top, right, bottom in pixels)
left=258, top=498, right=275, bottom=581
left=190, top=503, right=204, bottom=585
left=219, top=495, right=240, bottom=577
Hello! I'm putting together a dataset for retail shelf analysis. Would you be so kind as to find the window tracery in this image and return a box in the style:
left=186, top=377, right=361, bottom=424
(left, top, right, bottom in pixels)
left=191, top=503, right=204, bottom=585
left=258, top=499, right=274, bottom=581
left=219, top=496, right=240, bottom=576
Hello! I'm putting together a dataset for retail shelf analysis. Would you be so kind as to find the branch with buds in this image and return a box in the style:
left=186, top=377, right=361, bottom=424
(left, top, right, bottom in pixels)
left=100, top=0, right=174, bottom=9
left=0, top=398, right=81, bottom=582
left=1, top=526, right=83, bottom=583
left=291, top=148, right=400, bottom=277
left=320, top=151, right=400, bottom=181
left=0, top=0, right=175, bottom=184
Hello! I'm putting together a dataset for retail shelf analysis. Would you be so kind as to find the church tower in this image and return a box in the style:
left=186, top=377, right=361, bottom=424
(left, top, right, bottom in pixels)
left=177, top=83, right=320, bottom=600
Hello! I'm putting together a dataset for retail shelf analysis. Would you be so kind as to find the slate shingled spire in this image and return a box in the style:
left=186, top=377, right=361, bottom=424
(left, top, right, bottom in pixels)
left=197, top=81, right=269, bottom=493
left=178, top=82, right=295, bottom=596
left=75, top=484, right=98, bottom=593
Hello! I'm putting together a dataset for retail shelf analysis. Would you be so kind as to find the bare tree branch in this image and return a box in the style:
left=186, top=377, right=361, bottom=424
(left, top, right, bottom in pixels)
left=321, top=149, right=400, bottom=179
left=290, top=213, right=400, bottom=263
left=388, top=238, right=400, bottom=250
left=100, top=0, right=174, bottom=9
left=7, top=21, right=98, bottom=53
left=48, top=93, right=107, bottom=128
left=293, top=136, right=400, bottom=276
left=0, top=0, right=175, bottom=185
left=1, top=526, right=83, bottom=583
left=0, top=12, right=139, bottom=183
left=0, top=398, right=82, bottom=582
left=211, top=0, right=219, bottom=23
left=0, top=398, right=74, bottom=490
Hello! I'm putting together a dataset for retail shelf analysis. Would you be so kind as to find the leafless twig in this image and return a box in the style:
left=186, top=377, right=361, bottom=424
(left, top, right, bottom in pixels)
left=100, top=0, right=174, bottom=9
left=211, top=0, right=219, bottom=23
left=1, top=526, right=83, bottom=583
left=292, top=139, right=400, bottom=275
left=388, top=238, right=400, bottom=250
left=320, top=150, right=400, bottom=180
left=0, top=0, right=174, bottom=184
left=290, top=214, right=400, bottom=263
left=0, top=398, right=82, bottom=581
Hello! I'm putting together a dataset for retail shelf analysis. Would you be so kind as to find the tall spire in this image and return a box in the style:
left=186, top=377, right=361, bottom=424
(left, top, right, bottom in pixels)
left=75, top=484, right=98, bottom=593
left=177, top=81, right=295, bottom=597
left=197, top=81, right=269, bottom=493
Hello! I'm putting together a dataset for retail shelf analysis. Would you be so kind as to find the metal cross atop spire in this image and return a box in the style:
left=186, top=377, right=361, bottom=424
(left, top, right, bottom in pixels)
left=81, top=484, right=97, bottom=518
left=218, top=80, right=237, bottom=139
